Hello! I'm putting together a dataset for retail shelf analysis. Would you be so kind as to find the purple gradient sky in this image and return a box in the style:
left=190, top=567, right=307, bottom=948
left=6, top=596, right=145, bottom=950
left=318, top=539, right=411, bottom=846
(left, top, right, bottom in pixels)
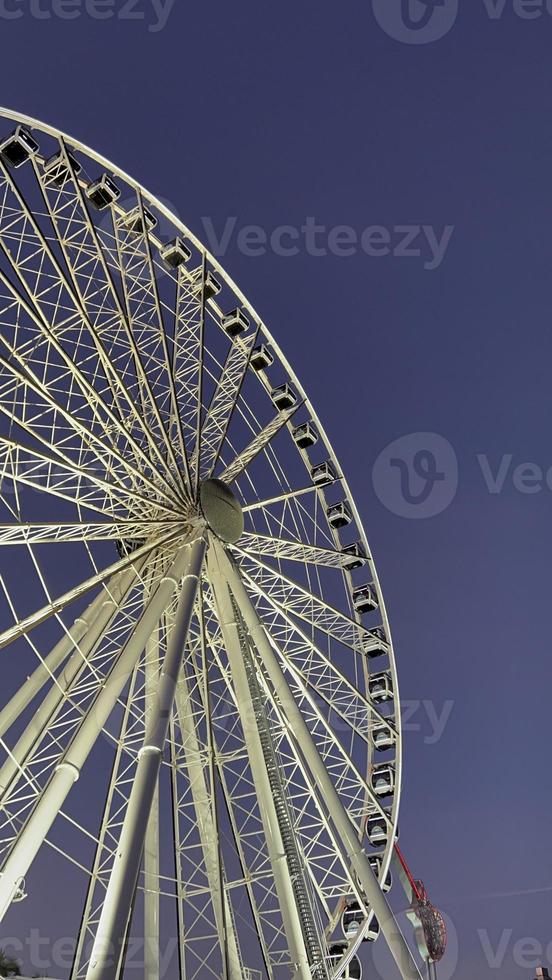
left=0, top=2, right=551, bottom=978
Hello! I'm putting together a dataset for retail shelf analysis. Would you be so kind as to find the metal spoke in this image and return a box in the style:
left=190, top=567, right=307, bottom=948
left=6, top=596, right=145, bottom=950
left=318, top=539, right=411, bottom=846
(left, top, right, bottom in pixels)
left=0, top=436, right=180, bottom=520
left=0, top=344, right=181, bottom=512
left=234, top=534, right=363, bottom=569
left=0, top=266, right=181, bottom=508
left=218, top=404, right=301, bottom=485
left=242, top=484, right=334, bottom=513
left=200, top=586, right=369, bottom=926
left=134, top=189, right=189, bottom=484
left=110, top=194, right=188, bottom=496
left=238, top=551, right=372, bottom=651
left=237, top=560, right=395, bottom=734
left=193, top=326, right=258, bottom=483
left=32, top=149, right=186, bottom=498
left=0, top=520, right=165, bottom=546
left=0, top=529, right=182, bottom=650
left=0, top=155, right=179, bottom=494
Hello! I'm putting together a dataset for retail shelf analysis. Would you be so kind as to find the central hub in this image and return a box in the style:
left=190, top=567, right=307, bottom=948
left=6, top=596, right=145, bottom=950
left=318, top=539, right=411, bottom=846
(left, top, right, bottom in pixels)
left=199, top=479, right=244, bottom=544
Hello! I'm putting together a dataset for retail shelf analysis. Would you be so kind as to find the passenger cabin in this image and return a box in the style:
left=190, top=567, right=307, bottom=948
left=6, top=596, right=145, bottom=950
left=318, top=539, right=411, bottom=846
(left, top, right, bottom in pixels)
left=366, top=812, right=391, bottom=847
left=0, top=126, right=38, bottom=168
left=328, top=944, right=362, bottom=980
left=311, top=461, right=336, bottom=487
left=369, top=670, right=393, bottom=703
left=160, top=237, right=191, bottom=269
left=250, top=345, right=273, bottom=371
left=341, top=900, right=364, bottom=939
left=123, top=205, right=157, bottom=235
left=372, top=722, right=395, bottom=752
left=270, top=383, right=296, bottom=411
left=372, top=764, right=395, bottom=798
left=365, top=915, right=380, bottom=941
left=292, top=422, right=318, bottom=450
left=352, top=585, right=378, bottom=615
left=327, top=501, right=352, bottom=530
left=86, top=174, right=121, bottom=210
left=368, top=855, right=393, bottom=892
left=43, top=150, right=81, bottom=186
left=369, top=854, right=382, bottom=876
left=362, top=627, right=389, bottom=660
left=222, top=307, right=250, bottom=339
left=203, top=271, right=222, bottom=300
left=341, top=541, right=367, bottom=571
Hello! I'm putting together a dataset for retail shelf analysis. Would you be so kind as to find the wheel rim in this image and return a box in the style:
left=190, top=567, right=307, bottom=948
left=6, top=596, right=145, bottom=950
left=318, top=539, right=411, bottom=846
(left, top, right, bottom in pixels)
left=0, top=109, right=403, bottom=980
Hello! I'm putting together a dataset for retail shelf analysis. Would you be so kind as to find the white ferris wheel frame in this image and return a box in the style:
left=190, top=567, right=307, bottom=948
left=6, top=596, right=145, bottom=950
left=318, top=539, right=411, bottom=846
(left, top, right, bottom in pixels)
left=0, top=107, right=422, bottom=980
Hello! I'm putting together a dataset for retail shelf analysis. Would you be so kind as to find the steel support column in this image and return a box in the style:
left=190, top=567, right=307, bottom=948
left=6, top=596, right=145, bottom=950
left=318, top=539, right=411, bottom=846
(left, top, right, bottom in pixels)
left=210, top=538, right=424, bottom=980
left=173, top=650, right=243, bottom=980
left=207, top=540, right=314, bottom=980
left=85, top=534, right=206, bottom=980
left=144, top=622, right=161, bottom=980
left=0, top=561, right=145, bottom=800
left=0, top=542, right=197, bottom=921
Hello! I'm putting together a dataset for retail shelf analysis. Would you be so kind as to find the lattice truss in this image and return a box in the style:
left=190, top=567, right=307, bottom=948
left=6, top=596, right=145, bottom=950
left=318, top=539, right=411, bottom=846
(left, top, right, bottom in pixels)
left=0, top=111, right=404, bottom=980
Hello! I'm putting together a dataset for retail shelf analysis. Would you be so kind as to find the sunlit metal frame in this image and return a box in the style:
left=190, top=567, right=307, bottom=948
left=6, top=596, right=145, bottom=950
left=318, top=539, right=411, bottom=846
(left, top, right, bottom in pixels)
left=0, top=108, right=416, bottom=980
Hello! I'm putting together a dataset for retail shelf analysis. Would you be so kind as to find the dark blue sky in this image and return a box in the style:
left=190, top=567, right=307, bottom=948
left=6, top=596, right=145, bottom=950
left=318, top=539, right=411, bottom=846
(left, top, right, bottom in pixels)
left=0, top=1, right=551, bottom=977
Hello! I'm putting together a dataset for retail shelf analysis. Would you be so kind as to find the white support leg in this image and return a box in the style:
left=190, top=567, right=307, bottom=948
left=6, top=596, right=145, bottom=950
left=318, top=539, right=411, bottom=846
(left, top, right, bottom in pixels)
left=70, top=664, right=144, bottom=980
left=0, top=542, right=197, bottom=922
left=144, top=623, right=160, bottom=980
left=0, top=561, right=143, bottom=742
left=0, top=589, right=98, bottom=737
left=0, top=562, right=143, bottom=800
left=211, top=539, right=424, bottom=980
left=85, top=534, right=207, bottom=980
left=207, top=542, right=314, bottom=980
left=174, top=653, right=243, bottom=980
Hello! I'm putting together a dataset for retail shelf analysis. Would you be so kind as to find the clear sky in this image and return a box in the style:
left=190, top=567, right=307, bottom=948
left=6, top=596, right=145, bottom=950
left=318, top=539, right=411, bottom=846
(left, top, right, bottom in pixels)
left=0, top=1, right=551, bottom=978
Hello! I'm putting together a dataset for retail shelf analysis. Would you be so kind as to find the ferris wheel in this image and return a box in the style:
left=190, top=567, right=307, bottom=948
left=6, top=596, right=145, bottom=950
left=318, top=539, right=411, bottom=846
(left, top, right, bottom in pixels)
left=0, top=109, right=423, bottom=980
